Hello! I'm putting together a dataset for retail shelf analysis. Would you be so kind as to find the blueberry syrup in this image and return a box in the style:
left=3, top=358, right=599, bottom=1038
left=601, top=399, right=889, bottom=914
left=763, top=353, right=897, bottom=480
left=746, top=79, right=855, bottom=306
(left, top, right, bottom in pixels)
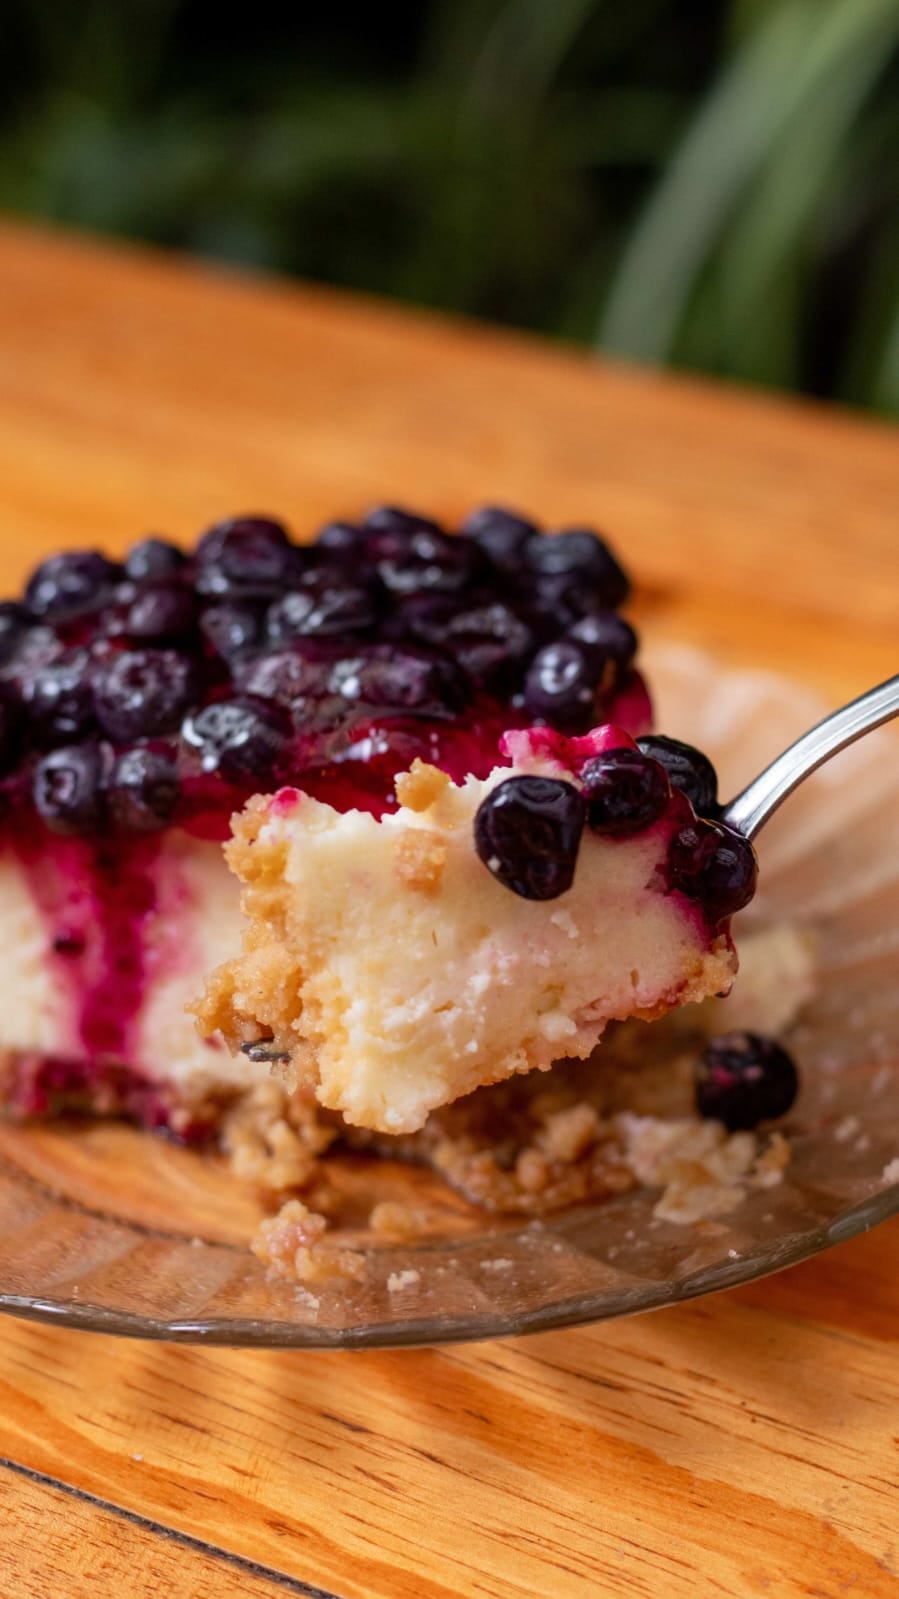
left=0, top=504, right=653, bottom=1133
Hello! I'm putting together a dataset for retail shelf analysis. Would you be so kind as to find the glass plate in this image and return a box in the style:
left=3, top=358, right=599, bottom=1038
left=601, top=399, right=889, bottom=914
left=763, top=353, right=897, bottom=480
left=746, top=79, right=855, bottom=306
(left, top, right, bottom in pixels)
left=0, top=647, right=896, bottom=1347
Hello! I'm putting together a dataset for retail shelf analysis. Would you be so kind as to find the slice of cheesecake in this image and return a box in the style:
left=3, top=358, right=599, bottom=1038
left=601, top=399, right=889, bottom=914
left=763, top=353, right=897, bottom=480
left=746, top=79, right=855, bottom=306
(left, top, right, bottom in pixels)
left=0, top=505, right=652, bottom=1135
left=194, top=726, right=756, bottom=1134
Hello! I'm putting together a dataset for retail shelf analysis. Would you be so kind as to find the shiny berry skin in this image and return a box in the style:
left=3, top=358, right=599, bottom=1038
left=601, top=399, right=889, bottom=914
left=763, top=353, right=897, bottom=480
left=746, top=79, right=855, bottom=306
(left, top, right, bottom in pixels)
left=695, top=1031, right=799, bottom=1131
left=568, top=612, right=637, bottom=668
left=126, top=583, right=198, bottom=643
left=363, top=505, right=443, bottom=542
left=314, top=521, right=366, bottom=557
left=33, top=742, right=106, bottom=834
left=668, top=819, right=758, bottom=924
left=443, top=604, right=534, bottom=688
left=124, top=538, right=187, bottom=582
left=523, top=640, right=604, bottom=733
left=234, top=647, right=329, bottom=707
left=0, top=686, right=21, bottom=771
left=581, top=747, right=669, bottom=835
left=23, top=649, right=96, bottom=746
left=0, top=603, right=28, bottom=666
left=637, top=734, right=718, bottom=817
left=339, top=646, right=469, bottom=717
left=195, top=517, right=294, bottom=596
left=180, top=697, right=289, bottom=781
left=474, top=776, right=586, bottom=900
left=266, top=585, right=378, bottom=642
left=200, top=601, right=265, bottom=660
left=372, top=526, right=483, bottom=597
left=93, top=649, right=197, bottom=742
left=462, top=506, right=537, bottom=572
left=25, top=551, right=120, bottom=621
left=108, top=743, right=180, bottom=832
left=526, top=528, right=629, bottom=609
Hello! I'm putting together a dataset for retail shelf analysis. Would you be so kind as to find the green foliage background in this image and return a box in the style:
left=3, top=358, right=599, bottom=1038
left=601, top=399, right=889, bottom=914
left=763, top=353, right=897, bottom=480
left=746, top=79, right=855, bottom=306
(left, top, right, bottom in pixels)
left=2, top=0, right=898, bottom=412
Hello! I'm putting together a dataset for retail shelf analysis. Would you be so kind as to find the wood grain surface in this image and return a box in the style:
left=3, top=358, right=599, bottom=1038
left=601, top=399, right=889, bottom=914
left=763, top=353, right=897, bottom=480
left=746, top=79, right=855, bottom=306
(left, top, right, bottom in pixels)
left=0, top=222, right=896, bottom=1599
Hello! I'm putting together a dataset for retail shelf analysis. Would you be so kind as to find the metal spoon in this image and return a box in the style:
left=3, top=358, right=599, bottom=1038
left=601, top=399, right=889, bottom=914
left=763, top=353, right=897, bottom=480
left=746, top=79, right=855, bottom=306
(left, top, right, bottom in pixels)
left=722, top=671, right=899, bottom=839
left=239, top=672, right=899, bottom=1066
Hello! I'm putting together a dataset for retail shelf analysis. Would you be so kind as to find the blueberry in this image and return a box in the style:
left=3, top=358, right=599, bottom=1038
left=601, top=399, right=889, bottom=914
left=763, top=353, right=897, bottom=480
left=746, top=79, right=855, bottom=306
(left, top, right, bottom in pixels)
left=23, top=649, right=96, bottom=746
left=234, top=647, right=330, bottom=706
left=637, top=734, right=718, bottom=818
left=201, top=600, right=266, bottom=660
left=126, top=583, right=198, bottom=643
left=581, top=747, right=670, bottom=835
left=526, top=529, right=630, bottom=609
left=33, top=742, right=106, bottom=834
left=568, top=612, right=638, bottom=668
left=369, top=522, right=483, bottom=597
left=124, top=538, right=187, bottom=582
left=0, top=603, right=28, bottom=666
left=180, top=697, right=289, bottom=781
left=363, top=505, right=444, bottom=542
left=523, top=640, right=605, bottom=733
left=93, top=649, right=197, bottom=742
left=462, top=506, right=538, bottom=573
left=0, top=624, right=62, bottom=689
left=339, top=646, right=469, bottom=718
left=668, top=819, right=758, bottom=924
left=314, top=520, right=366, bottom=558
left=695, top=1031, right=799, bottom=1131
left=266, top=585, right=378, bottom=641
left=25, top=551, right=120, bottom=622
left=443, top=604, right=535, bottom=688
left=195, top=516, right=294, bottom=596
left=0, top=686, right=21, bottom=771
left=108, top=743, right=180, bottom=832
left=474, top=775, right=585, bottom=900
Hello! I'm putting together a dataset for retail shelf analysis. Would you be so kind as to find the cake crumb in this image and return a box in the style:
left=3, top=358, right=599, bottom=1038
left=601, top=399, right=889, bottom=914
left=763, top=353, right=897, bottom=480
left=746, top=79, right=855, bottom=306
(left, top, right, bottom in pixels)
left=834, top=1115, right=860, bottom=1144
left=369, top=1201, right=427, bottom=1240
left=881, top=1157, right=899, bottom=1185
left=253, top=1199, right=366, bottom=1284
left=481, top=1257, right=514, bottom=1272
left=394, top=759, right=450, bottom=812
left=387, top=1268, right=421, bottom=1292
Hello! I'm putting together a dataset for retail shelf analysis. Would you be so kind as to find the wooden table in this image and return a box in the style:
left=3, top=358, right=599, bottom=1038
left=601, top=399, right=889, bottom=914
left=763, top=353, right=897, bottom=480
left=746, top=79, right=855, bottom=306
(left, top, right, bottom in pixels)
left=0, top=222, right=896, bottom=1599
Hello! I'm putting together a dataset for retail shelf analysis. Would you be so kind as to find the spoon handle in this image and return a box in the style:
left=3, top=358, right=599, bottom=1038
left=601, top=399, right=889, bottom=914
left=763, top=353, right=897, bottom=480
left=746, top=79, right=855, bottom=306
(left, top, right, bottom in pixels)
left=721, top=672, right=899, bottom=841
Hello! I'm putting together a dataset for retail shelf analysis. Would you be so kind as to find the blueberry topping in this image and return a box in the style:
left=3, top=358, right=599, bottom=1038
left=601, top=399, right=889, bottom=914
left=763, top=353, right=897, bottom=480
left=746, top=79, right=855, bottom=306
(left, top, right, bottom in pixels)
left=462, top=506, right=537, bottom=572
left=181, top=697, right=289, bottom=781
left=93, top=649, right=197, bottom=742
left=695, top=1031, right=799, bottom=1131
left=124, top=538, right=187, bottom=582
left=568, top=612, right=638, bottom=668
left=201, top=600, right=266, bottom=660
left=108, top=743, right=180, bottom=832
left=126, top=583, right=198, bottom=643
left=444, top=604, right=534, bottom=688
left=363, top=505, right=444, bottom=542
left=668, top=819, right=758, bottom=924
left=33, top=742, right=106, bottom=834
left=23, top=649, right=96, bottom=746
left=0, top=686, right=21, bottom=770
left=25, top=551, right=120, bottom=622
left=526, top=528, right=629, bottom=607
left=372, top=526, right=483, bottom=597
left=195, top=517, right=294, bottom=596
left=266, top=585, right=378, bottom=642
left=581, top=747, right=670, bottom=835
left=234, top=647, right=330, bottom=707
left=314, top=520, right=366, bottom=557
left=338, top=646, right=469, bottom=718
left=636, top=734, right=718, bottom=817
left=523, top=640, right=605, bottom=733
left=0, top=603, right=28, bottom=666
left=474, top=775, right=585, bottom=900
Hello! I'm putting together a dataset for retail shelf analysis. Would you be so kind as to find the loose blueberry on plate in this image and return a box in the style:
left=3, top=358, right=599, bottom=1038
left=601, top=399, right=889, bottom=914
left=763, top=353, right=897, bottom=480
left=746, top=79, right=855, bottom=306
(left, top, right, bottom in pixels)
left=695, top=1031, right=799, bottom=1131
left=474, top=775, right=586, bottom=900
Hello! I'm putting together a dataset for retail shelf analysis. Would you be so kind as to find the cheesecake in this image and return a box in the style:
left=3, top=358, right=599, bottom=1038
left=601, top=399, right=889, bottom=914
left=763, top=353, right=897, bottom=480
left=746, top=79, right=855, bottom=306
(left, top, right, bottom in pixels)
left=0, top=505, right=657, bottom=1135
left=195, top=728, right=754, bottom=1134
